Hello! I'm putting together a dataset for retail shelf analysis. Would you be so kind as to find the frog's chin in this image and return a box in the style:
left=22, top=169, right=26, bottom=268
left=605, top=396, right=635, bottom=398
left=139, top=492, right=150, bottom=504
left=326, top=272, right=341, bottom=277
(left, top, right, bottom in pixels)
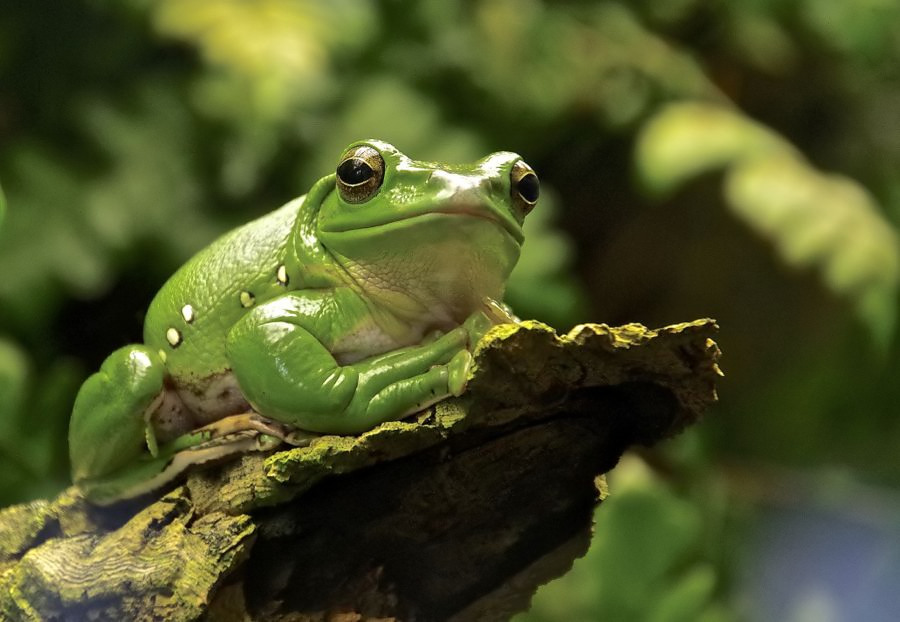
left=323, top=214, right=520, bottom=324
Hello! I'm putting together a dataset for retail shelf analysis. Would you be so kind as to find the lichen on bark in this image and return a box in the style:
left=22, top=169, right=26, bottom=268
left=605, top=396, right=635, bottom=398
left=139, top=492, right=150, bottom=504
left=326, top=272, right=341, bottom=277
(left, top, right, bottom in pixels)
left=0, top=319, right=721, bottom=621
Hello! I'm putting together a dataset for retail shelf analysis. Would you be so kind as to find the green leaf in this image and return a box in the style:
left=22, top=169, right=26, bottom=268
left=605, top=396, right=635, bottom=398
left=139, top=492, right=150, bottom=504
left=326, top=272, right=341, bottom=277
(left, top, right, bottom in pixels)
left=0, top=338, right=28, bottom=443
left=0, top=339, right=35, bottom=503
left=800, top=0, right=900, bottom=60
left=0, top=87, right=221, bottom=332
left=725, top=152, right=900, bottom=343
left=152, top=0, right=376, bottom=121
left=0, top=339, right=78, bottom=504
left=635, top=102, right=790, bottom=195
left=518, top=467, right=726, bottom=622
left=649, top=564, right=717, bottom=622
left=636, top=102, right=900, bottom=344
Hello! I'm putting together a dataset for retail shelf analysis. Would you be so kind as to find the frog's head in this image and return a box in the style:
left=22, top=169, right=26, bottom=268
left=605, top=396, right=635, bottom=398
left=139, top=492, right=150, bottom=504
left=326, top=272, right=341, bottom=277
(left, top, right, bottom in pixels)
left=312, top=140, right=538, bottom=324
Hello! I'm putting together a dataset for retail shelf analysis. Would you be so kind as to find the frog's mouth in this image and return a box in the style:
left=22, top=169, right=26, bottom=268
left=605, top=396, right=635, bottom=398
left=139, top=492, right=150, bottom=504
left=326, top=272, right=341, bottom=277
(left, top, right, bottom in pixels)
left=429, top=205, right=524, bottom=244
left=323, top=203, right=525, bottom=245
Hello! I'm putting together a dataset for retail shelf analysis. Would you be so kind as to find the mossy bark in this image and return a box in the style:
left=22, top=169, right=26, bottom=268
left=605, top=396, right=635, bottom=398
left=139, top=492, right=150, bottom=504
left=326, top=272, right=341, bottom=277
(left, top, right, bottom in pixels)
left=0, top=320, right=722, bottom=621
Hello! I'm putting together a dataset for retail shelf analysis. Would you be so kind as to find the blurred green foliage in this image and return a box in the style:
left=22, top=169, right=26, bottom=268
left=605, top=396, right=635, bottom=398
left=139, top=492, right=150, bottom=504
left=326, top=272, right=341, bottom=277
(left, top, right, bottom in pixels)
left=637, top=102, right=899, bottom=342
left=2, top=0, right=900, bottom=619
left=525, top=456, right=734, bottom=622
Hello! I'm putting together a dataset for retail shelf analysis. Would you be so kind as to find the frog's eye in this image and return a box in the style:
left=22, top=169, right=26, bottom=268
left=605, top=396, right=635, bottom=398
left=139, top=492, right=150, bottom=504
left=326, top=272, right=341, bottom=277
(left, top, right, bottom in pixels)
left=336, top=145, right=385, bottom=204
left=510, top=160, right=539, bottom=215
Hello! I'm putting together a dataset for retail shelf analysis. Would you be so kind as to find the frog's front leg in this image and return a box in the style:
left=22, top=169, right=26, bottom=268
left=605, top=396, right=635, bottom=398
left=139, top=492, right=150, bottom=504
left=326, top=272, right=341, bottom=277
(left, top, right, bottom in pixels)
left=226, top=292, right=472, bottom=435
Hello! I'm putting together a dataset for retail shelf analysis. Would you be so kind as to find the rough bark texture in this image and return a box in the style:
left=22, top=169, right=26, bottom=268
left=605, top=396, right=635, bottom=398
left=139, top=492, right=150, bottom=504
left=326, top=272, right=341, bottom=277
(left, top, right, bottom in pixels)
left=0, top=319, right=722, bottom=621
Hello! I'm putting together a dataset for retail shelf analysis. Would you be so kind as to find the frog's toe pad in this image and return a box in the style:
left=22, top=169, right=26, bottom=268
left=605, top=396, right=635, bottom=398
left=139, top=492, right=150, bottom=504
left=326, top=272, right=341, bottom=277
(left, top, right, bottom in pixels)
left=448, top=349, right=473, bottom=397
left=284, top=430, right=320, bottom=447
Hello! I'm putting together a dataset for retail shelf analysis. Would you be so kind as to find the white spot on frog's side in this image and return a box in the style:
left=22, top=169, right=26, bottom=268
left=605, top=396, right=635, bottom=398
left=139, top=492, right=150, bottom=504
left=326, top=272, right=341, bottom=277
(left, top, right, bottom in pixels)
left=166, top=327, right=183, bottom=348
left=158, top=349, right=167, bottom=363
left=276, top=264, right=289, bottom=286
left=181, top=304, right=195, bottom=323
left=240, top=291, right=255, bottom=308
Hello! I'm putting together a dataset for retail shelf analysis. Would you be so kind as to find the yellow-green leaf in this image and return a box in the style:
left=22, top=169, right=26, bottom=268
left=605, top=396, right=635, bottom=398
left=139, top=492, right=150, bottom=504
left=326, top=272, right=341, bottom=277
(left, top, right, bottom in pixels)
left=636, top=102, right=900, bottom=343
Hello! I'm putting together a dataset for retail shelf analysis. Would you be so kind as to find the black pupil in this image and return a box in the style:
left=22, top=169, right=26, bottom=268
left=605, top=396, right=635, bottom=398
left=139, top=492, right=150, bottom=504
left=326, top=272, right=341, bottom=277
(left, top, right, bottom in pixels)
left=337, top=158, right=374, bottom=185
left=517, top=173, right=540, bottom=203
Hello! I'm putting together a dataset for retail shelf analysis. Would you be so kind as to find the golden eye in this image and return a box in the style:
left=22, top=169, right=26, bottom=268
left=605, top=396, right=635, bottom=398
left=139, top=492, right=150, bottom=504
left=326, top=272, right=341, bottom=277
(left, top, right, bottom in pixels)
left=510, top=160, right=539, bottom=215
left=336, top=145, right=385, bottom=204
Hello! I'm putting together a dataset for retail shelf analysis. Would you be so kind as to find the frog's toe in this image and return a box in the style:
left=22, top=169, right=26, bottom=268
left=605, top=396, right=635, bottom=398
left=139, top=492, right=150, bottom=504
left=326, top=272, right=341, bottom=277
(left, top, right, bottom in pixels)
left=81, top=430, right=266, bottom=505
left=447, top=349, right=473, bottom=397
left=284, top=429, right=319, bottom=447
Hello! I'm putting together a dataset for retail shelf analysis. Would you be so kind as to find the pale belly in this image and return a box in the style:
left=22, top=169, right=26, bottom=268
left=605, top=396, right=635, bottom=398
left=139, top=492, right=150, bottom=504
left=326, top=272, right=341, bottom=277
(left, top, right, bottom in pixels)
left=151, top=371, right=251, bottom=442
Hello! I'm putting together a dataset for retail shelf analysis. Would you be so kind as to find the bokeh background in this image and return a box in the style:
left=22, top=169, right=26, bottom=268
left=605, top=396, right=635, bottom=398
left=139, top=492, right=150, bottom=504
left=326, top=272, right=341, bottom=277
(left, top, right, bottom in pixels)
left=1, top=1, right=899, bottom=620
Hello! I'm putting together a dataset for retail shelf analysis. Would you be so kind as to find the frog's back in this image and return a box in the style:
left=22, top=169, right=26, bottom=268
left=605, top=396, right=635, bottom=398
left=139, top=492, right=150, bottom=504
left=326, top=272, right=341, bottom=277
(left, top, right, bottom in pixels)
left=144, top=198, right=303, bottom=380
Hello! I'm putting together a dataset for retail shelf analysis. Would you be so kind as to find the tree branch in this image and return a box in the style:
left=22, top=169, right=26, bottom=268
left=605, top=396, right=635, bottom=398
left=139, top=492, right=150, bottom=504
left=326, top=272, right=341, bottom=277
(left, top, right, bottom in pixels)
left=0, top=319, right=722, bottom=621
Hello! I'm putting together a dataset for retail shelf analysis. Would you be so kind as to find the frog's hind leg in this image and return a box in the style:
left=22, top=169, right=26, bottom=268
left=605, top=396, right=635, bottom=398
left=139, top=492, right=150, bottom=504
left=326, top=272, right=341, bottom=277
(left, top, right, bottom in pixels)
left=69, top=345, right=168, bottom=487
left=81, top=413, right=318, bottom=505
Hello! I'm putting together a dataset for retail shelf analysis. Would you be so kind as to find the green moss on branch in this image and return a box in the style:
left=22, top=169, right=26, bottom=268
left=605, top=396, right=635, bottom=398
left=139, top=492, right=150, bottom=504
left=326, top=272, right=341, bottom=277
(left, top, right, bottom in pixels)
left=0, top=320, right=721, bottom=621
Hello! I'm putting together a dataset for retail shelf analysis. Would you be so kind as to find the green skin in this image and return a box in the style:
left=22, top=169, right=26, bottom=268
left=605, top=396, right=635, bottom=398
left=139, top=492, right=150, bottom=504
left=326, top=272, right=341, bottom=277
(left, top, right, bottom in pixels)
left=69, top=140, right=536, bottom=504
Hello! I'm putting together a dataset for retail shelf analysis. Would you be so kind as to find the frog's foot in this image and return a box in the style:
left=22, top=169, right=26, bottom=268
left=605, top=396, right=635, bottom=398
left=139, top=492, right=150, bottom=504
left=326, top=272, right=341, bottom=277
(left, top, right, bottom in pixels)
left=154, top=417, right=319, bottom=490
left=456, top=299, right=518, bottom=355
left=82, top=429, right=280, bottom=505
left=482, top=296, right=520, bottom=325
left=84, top=417, right=319, bottom=505
left=185, top=412, right=319, bottom=449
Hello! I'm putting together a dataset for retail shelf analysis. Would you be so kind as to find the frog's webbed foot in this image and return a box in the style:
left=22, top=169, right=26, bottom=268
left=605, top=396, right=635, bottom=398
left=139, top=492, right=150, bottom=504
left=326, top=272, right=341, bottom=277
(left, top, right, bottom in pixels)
left=82, top=429, right=274, bottom=505
left=158, top=413, right=320, bottom=485
left=482, top=296, right=520, bottom=325
left=83, top=414, right=320, bottom=505
left=183, top=412, right=319, bottom=450
left=454, top=298, right=518, bottom=354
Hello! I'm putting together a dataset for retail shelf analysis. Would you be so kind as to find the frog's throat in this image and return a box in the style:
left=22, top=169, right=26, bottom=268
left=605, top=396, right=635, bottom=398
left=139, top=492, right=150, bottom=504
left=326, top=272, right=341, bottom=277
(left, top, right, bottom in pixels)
left=326, top=225, right=517, bottom=329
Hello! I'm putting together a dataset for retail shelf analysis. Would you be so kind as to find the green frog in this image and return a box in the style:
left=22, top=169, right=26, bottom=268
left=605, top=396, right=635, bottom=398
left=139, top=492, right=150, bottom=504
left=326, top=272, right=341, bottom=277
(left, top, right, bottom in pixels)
left=68, top=140, right=539, bottom=503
